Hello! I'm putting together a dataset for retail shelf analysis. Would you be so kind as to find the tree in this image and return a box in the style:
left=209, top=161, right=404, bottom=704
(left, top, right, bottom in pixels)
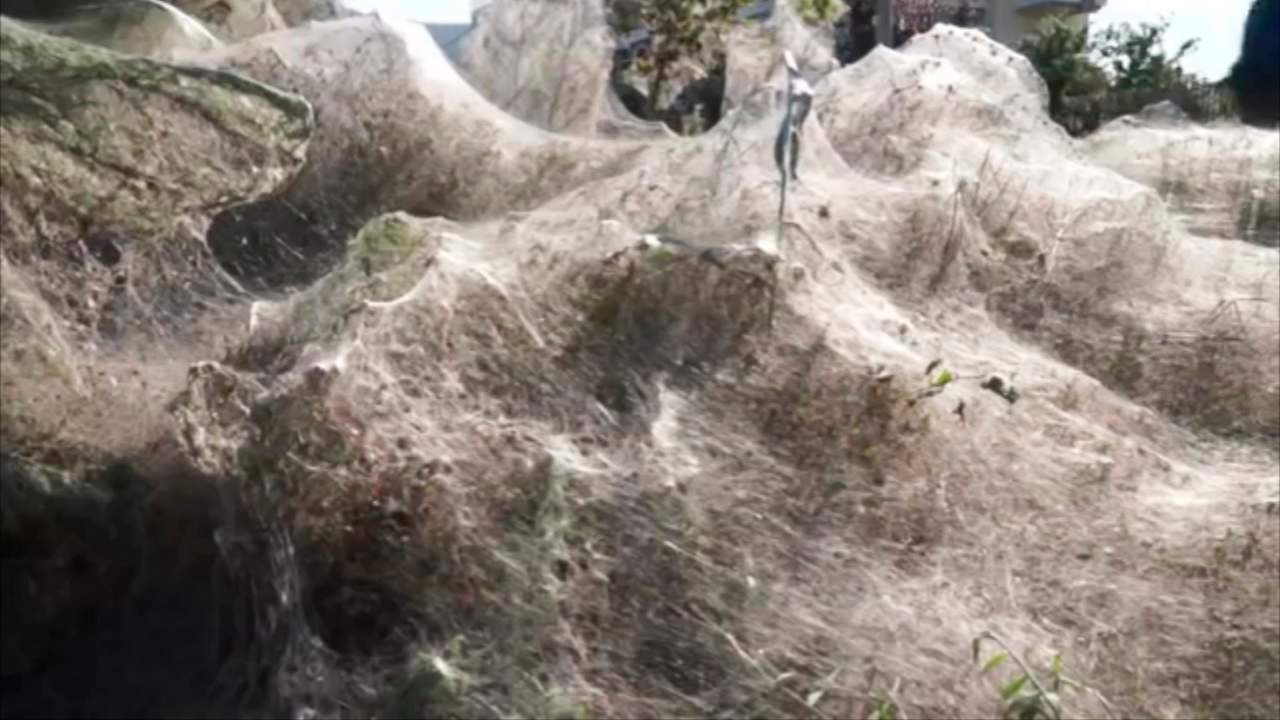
left=834, top=0, right=877, bottom=64
left=620, top=0, right=751, bottom=117
left=1017, top=17, right=1099, bottom=120
left=608, top=0, right=645, bottom=34
left=1091, top=19, right=1197, bottom=92
left=1089, top=19, right=1236, bottom=125
left=836, top=0, right=984, bottom=65
left=794, top=0, right=842, bottom=25
left=1021, top=15, right=1233, bottom=134
left=1226, top=0, right=1279, bottom=127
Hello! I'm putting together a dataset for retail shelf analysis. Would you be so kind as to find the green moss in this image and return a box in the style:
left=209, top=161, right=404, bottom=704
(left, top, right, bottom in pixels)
left=644, top=246, right=678, bottom=268
left=0, top=348, right=76, bottom=452
left=0, top=18, right=311, bottom=240
left=0, top=20, right=127, bottom=83
left=346, top=214, right=435, bottom=302
left=352, top=214, right=427, bottom=273
left=0, top=19, right=310, bottom=129
left=0, top=310, right=75, bottom=389
left=544, top=697, right=593, bottom=720
left=0, top=393, right=34, bottom=439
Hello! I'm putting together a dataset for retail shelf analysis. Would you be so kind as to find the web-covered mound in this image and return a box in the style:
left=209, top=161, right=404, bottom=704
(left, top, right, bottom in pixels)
left=455, top=0, right=615, bottom=136
left=190, top=15, right=649, bottom=290
left=3, top=7, right=1277, bottom=720
left=169, top=0, right=353, bottom=40
left=814, top=25, right=1277, bottom=432
left=723, top=0, right=838, bottom=113
left=166, top=12, right=1278, bottom=720
left=1086, top=112, right=1280, bottom=247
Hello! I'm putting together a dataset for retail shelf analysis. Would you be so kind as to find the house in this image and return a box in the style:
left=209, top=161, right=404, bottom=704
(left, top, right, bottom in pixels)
left=987, top=0, right=1107, bottom=47
left=888, top=0, right=1106, bottom=48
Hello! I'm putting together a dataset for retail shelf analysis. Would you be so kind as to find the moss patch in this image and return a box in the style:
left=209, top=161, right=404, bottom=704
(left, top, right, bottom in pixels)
left=0, top=19, right=311, bottom=240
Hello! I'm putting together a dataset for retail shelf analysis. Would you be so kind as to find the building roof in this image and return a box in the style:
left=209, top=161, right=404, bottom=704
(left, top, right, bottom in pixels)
left=1016, top=0, right=1107, bottom=12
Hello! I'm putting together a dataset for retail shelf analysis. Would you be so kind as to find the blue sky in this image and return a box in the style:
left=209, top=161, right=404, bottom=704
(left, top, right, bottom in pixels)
left=345, top=0, right=1252, bottom=79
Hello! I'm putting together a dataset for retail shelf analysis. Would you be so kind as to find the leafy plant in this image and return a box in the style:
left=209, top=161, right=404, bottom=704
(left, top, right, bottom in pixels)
left=1092, top=19, right=1197, bottom=93
left=1020, top=15, right=1236, bottom=133
left=930, top=367, right=955, bottom=388
left=795, top=0, right=843, bottom=25
left=869, top=696, right=901, bottom=720
left=615, top=0, right=751, bottom=116
left=1018, top=17, right=1104, bottom=120
left=973, top=632, right=1097, bottom=720
left=914, top=359, right=956, bottom=400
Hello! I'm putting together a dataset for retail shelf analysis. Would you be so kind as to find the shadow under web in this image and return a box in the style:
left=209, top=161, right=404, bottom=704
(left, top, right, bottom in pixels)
left=0, top=451, right=260, bottom=719
left=207, top=197, right=365, bottom=295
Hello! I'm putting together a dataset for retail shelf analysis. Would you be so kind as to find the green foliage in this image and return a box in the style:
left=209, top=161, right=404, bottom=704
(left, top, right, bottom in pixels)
left=608, top=0, right=644, bottom=34
left=1020, top=16, right=1235, bottom=135
left=794, top=0, right=842, bottom=25
left=973, top=632, right=1093, bottom=720
left=353, top=214, right=425, bottom=273
left=868, top=696, right=899, bottom=720
left=1088, top=19, right=1236, bottom=125
left=914, top=359, right=956, bottom=400
left=1017, top=17, right=1102, bottom=120
left=638, top=0, right=748, bottom=63
left=1092, top=19, right=1196, bottom=92
left=612, top=0, right=750, bottom=114
left=930, top=367, right=955, bottom=388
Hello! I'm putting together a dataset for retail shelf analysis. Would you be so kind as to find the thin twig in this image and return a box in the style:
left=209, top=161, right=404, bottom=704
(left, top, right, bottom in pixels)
left=1077, top=681, right=1117, bottom=720
left=928, top=180, right=964, bottom=293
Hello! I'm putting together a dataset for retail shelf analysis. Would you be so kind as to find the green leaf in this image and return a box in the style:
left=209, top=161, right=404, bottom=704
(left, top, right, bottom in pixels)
left=1001, top=675, right=1029, bottom=700
left=868, top=699, right=897, bottom=720
left=931, top=368, right=955, bottom=387
left=982, top=651, right=1011, bottom=674
left=1003, top=694, right=1042, bottom=720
